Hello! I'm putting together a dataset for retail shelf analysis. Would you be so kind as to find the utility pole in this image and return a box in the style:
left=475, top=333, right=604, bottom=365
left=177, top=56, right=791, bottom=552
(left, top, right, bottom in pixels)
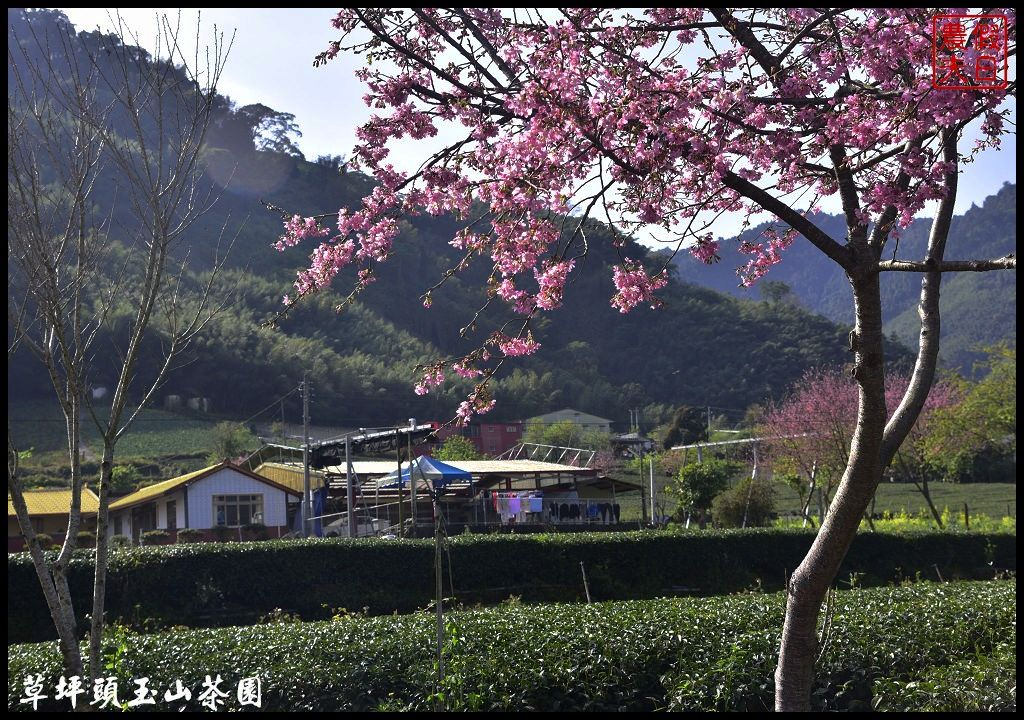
left=649, top=453, right=656, bottom=524
left=302, top=374, right=311, bottom=538
left=409, top=418, right=417, bottom=534
left=345, top=434, right=355, bottom=538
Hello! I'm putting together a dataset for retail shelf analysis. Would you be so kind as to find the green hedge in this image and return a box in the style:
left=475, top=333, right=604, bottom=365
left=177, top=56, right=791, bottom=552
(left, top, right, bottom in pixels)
left=7, top=581, right=1015, bottom=712
left=7, top=528, right=1015, bottom=644
left=872, top=637, right=1017, bottom=711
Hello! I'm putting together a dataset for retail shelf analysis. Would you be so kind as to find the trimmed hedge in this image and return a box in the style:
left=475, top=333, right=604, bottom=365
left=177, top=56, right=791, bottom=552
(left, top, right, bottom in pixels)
left=7, top=528, right=1015, bottom=644
left=7, top=581, right=1015, bottom=712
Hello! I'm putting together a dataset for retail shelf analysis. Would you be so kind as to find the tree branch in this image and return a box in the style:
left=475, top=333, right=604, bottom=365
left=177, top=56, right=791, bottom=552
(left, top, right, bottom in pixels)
left=878, top=255, right=1016, bottom=272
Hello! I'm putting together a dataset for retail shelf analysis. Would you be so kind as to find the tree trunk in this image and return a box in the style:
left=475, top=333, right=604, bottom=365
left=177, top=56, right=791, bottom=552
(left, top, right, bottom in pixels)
left=775, top=268, right=888, bottom=711
left=89, top=444, right=115, bottom=682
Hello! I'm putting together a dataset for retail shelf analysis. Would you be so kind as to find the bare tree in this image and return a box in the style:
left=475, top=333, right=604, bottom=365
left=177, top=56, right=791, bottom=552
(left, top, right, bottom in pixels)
left=7, top=9, right=237, bottom=680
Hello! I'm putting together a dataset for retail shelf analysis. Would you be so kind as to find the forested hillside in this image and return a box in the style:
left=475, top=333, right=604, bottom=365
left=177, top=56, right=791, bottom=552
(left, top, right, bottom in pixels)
left=670, top=184, right=1017, bottom=374
left=8, top=8, right=911, bottom=430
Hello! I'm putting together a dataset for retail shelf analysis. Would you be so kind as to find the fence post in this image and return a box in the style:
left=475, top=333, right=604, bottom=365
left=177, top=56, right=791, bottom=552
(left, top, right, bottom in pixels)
left=963, top=502, right=969, bottom=530
left=580, top=561, right=592, bottom=603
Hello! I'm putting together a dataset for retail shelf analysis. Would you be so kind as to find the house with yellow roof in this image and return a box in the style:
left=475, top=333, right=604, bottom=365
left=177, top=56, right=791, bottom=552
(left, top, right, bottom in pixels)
left=8, top=487, right=100, bottom=553
left=108, top=461, right=301, bottom=543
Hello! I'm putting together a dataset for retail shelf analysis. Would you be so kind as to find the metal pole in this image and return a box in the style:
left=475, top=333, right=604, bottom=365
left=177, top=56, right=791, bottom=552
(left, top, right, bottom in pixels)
left=397, top=442, right=404, bottom=537
left=409, top=418, right=417, bottom=532
left=743, top=444, right=758, bottom=529
left=394, top=428, right=401, bottom=535
left=302, top=375, right=311, bottom=538
left=434, top=491, right=444, bottom=699
left=345, top=435, right=355, bottom=538
left=649, top=455, right=656, bottom=525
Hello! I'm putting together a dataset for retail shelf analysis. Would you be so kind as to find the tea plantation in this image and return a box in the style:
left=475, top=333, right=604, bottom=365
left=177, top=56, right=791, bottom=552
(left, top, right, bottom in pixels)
left=7, top=580, right=1015, bottom=712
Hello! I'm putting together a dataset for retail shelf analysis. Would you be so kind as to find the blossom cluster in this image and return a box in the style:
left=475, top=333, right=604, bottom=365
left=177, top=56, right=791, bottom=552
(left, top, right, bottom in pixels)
left=296, top=8, right=1012, bottom=421
left=611, top=261, right=669, bottom=313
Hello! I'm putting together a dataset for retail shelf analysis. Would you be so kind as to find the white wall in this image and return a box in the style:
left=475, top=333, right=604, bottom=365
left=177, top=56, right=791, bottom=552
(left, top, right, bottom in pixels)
left=186, top=468, right=292, bottom=528
left=107, top=469, right=294, bottom=535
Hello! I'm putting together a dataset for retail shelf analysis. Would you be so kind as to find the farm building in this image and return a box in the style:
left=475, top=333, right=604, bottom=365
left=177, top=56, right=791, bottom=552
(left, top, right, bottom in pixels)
left=108, top=461, right=301, bottom=542
left=434, top=420, right=525, bottom=456
left=311, top=456, right=641, bottom=534
left=8, top=488, right=100, bottom=553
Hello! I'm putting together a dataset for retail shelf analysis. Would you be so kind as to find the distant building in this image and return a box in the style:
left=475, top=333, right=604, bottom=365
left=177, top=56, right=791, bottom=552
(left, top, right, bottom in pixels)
left=436, top=420, right=524, bottom=457
left=108, top=461, right=300, bottom=543
left=526, top=408, right=614, bottom=434
left=611, top=432, right=656, bottom=458
left=8, top=488, right=99, bottom=553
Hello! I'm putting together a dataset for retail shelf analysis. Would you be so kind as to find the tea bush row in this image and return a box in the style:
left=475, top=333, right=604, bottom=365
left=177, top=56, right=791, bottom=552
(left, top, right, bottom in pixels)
left=7, top=580, right=1014, bottom=712
left=8, top=528, right=1015, bottom=643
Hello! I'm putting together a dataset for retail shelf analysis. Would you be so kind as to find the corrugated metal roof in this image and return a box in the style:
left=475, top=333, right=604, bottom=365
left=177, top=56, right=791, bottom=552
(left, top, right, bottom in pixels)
left=252, top=462, right=325, bottom=493
left=8, top=488, right=100, bottom=517
left=109, top=465, right=217, bottom=511
left=323, top=459, right=594, bottom=477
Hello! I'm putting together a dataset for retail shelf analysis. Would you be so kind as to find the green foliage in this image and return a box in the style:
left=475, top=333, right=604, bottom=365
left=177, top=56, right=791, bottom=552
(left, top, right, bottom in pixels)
left=206, top=421, right=259, bottom=464
left=872, top=636, right=1017, bottom=711
left=6, top=581, right=1014, bottom=712
left=711, top=477, right=776, bottom=528
left=176, top=529, right=204, bottom=543
left=662, top=406, right=708, bottom=449
left=671, top=460, right=744, bottom=516
left=109, top=535, right=131, bottom=548
left=434, top=436, right=484, bottom=461
left=75, top=531, right=95, bottom=549
left=6, top=529, right=1015, bottom=644
left=925, top=345, right=1016, bottom=482
left=141, top=530, right=171, bottom=545
left=110, top=465, right=140, bottom=494
left=523, top=420, right=611, bottom=450
left=31, top=534, right=54, bottom=550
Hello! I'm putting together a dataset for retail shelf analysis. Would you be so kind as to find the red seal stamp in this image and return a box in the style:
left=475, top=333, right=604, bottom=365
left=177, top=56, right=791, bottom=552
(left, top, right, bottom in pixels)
left=932, top=14, right=1009, bottom=90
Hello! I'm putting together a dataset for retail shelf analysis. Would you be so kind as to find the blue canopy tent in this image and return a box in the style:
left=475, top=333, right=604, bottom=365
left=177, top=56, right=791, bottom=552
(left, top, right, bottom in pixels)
left=379, top=455, right=472, bottom=493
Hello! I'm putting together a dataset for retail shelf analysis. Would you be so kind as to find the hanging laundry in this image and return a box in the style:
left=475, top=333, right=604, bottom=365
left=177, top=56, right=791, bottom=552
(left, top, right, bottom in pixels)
left=529, top=496, right=543, bottom=513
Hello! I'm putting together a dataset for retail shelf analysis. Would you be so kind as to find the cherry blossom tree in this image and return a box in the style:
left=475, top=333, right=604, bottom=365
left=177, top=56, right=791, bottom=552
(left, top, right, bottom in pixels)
left=275, top=9, right=1016, bottom=710
left=763, top=367, right=961, bottom=528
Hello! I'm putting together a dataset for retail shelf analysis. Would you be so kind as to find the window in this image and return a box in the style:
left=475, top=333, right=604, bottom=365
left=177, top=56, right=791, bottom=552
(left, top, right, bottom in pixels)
left=212, top=494, right=264, bottom=527
left=113, top=516, right=122, bottom=536
left=507, top=426, right=517, bottom=433
left=166, top=501, right=176, bottom=531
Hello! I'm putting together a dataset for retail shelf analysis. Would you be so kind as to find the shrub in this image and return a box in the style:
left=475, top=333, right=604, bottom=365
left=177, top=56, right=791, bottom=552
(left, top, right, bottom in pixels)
left=872, top=637, right=1017, bottom=711
left=241, top=523, right=267, bottom=540
left=5, top=580, right=1014, bottom=712
left=6, top=529, right=1015, bottom=644
left=141, top=530, right=171, bottom=545
left=711, top=477, right=776, bottom=528
left=110, top=465, right=141, bottom=494
left=669, top=459, right=744, bottom=526
left=176, top=529, right=204, bottom=543
left=26, top=534, right=53, bottom=550
left=109, top=535, right=132, bottom=548
left=75, top=531, right=95, bottom=549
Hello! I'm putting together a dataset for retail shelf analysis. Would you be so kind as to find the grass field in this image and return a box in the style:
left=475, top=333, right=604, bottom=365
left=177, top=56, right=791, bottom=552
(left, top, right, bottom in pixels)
left=613, top=467, right=1015, bottom=524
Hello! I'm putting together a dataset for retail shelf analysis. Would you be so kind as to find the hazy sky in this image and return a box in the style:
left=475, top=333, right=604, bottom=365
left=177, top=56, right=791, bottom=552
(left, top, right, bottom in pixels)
left=58, top=8, right=1017, bottom=241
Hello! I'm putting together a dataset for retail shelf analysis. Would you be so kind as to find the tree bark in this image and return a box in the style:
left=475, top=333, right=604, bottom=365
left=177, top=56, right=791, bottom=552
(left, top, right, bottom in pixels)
left=89, top=445, right=114, bottom=682
left=775, top=263, right=888, bottom=711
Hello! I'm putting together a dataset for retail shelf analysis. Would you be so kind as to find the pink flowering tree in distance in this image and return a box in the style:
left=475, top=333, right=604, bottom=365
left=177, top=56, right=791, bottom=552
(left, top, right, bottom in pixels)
left=273, top=9, right=1016, bottom=709
left=762, top=367, right=961, bottom=529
